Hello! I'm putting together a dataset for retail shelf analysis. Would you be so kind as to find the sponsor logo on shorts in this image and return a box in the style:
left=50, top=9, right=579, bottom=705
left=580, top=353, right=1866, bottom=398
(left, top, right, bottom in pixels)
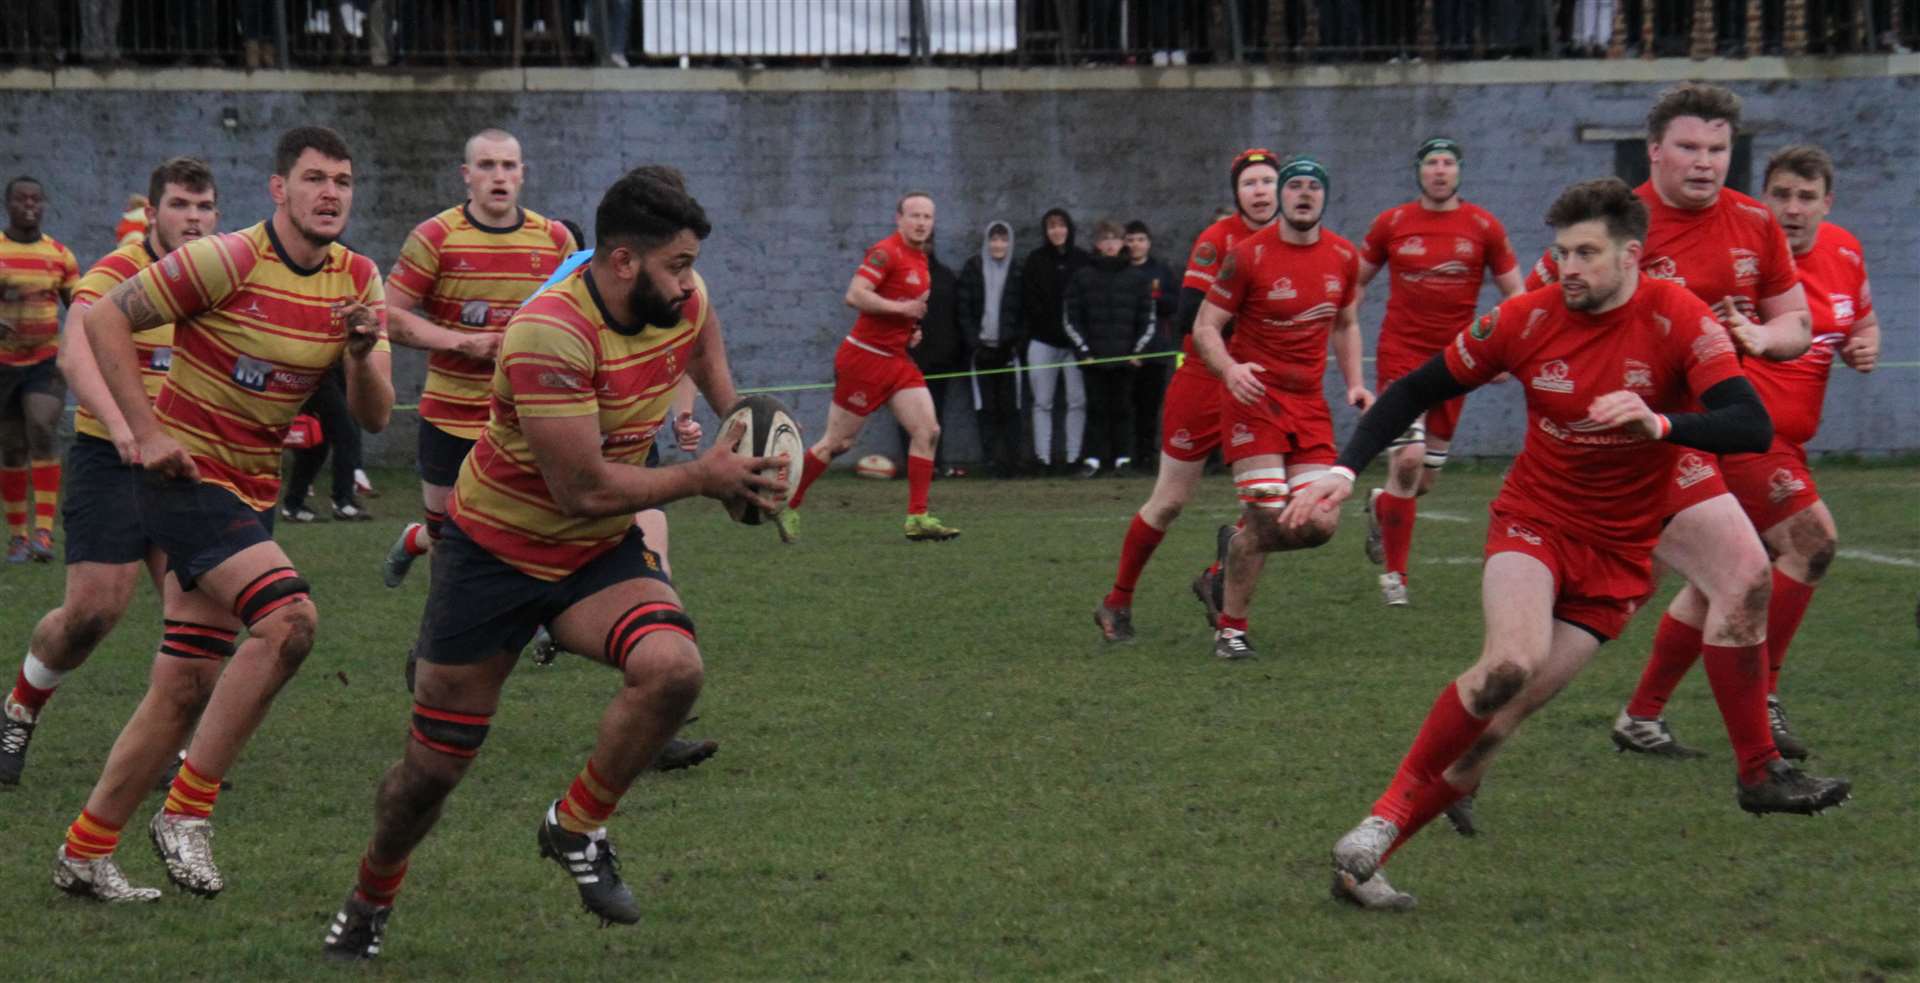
left=1530, top=359, right=1573, bottom=393
left=1730, top=248, right=1760, bottom=285
left=1674, top=452, right=1716, bottom=488
left=1230, top=422, right=1254, bottom=447
left=459, top=299, right=492, bottom=327
left=1505, top=523, right=1542, bottom=546
left=1769, top=467, right=1807, bottom=503
left=1623, top=359, right=1654, bottom=393
left=1266, top=277, right=1297, bottom=301
left=1169, top=428, right=1194, bottom=451
left=848, top=391, right=869, bottom=409
left=1396, top=236, right=1427, bottom=257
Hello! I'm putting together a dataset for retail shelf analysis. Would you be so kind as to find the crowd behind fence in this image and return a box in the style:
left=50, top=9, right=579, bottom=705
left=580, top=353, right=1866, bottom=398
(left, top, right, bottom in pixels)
left=1, top=1, right=1911, bottom=69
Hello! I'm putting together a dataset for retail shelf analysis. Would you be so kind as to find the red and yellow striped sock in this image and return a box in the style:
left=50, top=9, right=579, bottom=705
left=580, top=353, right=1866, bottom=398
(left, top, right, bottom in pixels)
left=163, top=758, right=223, bottom=818
left=63, top=810, right=122, bottom=861
left=0, top=466, right=26, bottom=538
left=555, top=759, right=626, bottom=834
left=354, top=853, right=408, bottom=907
left=29, top=459, right=59, bottom=533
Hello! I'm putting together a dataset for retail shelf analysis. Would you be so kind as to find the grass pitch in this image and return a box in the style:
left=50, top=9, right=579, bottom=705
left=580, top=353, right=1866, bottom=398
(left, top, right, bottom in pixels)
left=0, top=461, right=1914, bottom=981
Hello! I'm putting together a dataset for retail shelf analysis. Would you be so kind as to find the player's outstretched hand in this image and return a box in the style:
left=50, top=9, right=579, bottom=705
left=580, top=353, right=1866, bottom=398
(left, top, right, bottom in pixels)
left=697, top=419, right=785, bottom=514
left=1586, top=389, right=1661, bottom=439
left=336, top=301, right=382, bottom=357
left=138, top=432, right=197, bottom=481
left=1224, top=362, right=1266, bottom=405
left=1841, top=331, right=1878, bottom=373
left=1283, top=472, right=1351, bottom=530
left=672, top=411, right=702, bottom=451
left=1347, top=385, right=1375, bottom=411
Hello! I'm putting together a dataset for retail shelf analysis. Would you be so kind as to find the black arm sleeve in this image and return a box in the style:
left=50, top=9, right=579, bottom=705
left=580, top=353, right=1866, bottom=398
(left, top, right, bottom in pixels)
left=1171, top=285, right=1207, bottom=338
left=1335, top=354, right=1472, bottom=473
left=1665, top=376, right=1772, bottom=454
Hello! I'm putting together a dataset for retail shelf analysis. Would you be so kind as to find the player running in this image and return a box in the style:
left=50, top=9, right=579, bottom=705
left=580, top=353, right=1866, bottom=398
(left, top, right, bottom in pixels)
left=1093, top=149, right=1279, bottom=643
left=321, top=166, right=781, bottom=960
left=381, top=128, right=576, bottom=586
left=1288, top=178, right=1849, bottom=911
left=56, top=127, right=392, bottom=901
left=1190, top=157, right=1371, bottom=660
left=1356, top=138, right=1523, bottom=607
left=1642, top=144, right=1878, bottom=759
left=779, top=192, right=959, bottom=543
left=1, top=158, right=218, bottom=793
left=0, top=175, right=80, bottom=563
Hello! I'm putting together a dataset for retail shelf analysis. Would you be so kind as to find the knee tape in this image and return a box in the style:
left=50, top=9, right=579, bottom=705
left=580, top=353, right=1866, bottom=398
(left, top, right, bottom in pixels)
left=159, top=620, right=240, bottom=661
left=1423, top=447, right=1450, bottom=470
left=409, top=703, right=491, bottom=759
left=233, top=567, right=312, bottom=627
left=603, top=601, right=697, bottom=669
left=1234, top=467, right=1290, bottom=510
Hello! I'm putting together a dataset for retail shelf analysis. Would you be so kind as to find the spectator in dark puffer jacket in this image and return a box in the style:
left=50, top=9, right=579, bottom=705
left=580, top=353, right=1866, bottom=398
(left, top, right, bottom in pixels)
left=1063, top=220, right=1155, bottom=478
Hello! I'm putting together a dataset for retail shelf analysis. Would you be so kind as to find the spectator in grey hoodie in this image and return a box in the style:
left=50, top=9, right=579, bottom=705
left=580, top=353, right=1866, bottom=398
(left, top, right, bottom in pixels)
left=957, top=220, right=1025, bottom=478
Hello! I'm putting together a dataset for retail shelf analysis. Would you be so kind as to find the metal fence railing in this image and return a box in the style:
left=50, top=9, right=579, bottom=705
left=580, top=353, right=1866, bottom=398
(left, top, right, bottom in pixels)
left=0, top=1, right=1911, bottom=69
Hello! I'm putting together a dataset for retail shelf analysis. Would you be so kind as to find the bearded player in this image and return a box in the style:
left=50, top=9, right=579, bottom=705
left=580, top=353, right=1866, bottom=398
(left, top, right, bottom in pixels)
left=1191, top=157, right=1371, bottom=661
left=0, top=159, right=219, bottom=794
left=1357, top=138, right=1523, bottom=607
left=1288, top=178, right=1848, bottom=912
left=1093, top=148, right=1280, bottom=642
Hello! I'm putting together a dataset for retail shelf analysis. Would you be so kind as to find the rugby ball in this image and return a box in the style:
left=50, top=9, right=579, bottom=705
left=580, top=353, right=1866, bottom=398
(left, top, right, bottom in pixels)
left=855, top=454, right=897, bottom=480
left=719, top=395, right=805, bottom=525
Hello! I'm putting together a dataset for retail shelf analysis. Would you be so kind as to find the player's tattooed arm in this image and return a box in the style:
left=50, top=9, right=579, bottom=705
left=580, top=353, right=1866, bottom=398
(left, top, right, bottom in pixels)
left=105, top=277, right=169, bottom=332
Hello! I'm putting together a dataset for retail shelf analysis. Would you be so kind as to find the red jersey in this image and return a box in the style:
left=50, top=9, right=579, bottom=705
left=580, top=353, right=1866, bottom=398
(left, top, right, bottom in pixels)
left=1363, top=200, right=1517, bottom=356
left=1444, top=278, right=1744, bottom=549
left=1206, top=227, right=1360, bottom=393
left=847, top=232, right=929, bottom=357
left=1174, top=213, right=1263, bottom=379
left=1743, top=222, right=1873, bottom=446
left=1526, top=184, right=1797, bottom=319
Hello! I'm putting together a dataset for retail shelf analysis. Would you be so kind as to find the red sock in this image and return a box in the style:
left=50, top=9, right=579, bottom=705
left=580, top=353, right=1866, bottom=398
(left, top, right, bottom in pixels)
left=1766, top=568, right=1817, bottom=694
left=1218, top=613, right=1248, bottom=633
left=1623, top=614, right=1703, bottom=718
left=355, top=854, right=408, bottom=907
left=906, top=454, right=933, bottom=516
left=1376, top=490, right=1416, bottom=577
left=0, top=466, right=25, bottom=537
left=8, top=667, right=57, bottom=716
left=1372, top=682, right=1489, bottom=828
left=1701, top=642, right=1776, bottom=783
left=29, top=459, right=59, bottom=532
left=788, top=450, right=829, bottom=509
left=1382, top=778, right=1474, bottom=863
left=1105, top=514, right=1167, bottom=610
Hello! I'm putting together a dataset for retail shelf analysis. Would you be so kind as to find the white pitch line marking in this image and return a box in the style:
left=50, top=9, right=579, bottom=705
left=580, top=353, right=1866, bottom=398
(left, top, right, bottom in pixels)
left=1838, top=549, right=1920, bottom=569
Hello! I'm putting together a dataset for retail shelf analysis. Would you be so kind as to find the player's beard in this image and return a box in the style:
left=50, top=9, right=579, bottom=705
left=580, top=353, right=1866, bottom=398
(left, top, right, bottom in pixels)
left=629, top=275, right=688, bottom=329
left=1422, top=182, right=1458, bottom=205
left=1284, top=211, right=1322, bottom=234
left=289, top=211, right=339, bottom=250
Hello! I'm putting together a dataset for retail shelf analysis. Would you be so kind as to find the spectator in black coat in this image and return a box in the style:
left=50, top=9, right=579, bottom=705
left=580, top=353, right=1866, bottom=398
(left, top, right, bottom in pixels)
left=1062, top=220, right=1155, bottom=479
left=900, top=245, right=964, bottom=474
left=1020, top=207, right=1090, bottom=473
left=1123, top=220, right=1179, bottom=470
left=957, top=220, right=1025, bottom=478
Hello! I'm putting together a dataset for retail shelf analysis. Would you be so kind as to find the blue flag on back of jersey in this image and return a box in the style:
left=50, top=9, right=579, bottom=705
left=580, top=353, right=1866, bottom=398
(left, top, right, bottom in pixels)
left=527, top=249, right=593, bottom=303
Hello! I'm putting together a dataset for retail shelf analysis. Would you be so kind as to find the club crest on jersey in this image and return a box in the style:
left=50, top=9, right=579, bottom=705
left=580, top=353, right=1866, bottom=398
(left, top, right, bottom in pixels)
left=1530, top=359, right=1574, bottom=393
left=1266, top=277, right=1297, bottom=301
left=1219, top=252, right=1238, bottom=283
left=459, top=300, right=491, bottom=327
left=1470, top=309, right=1498, bottom=340
left=1323, top=275, right=1343, bottom=297
left=1730, top=248, right=1760, bottom=285
left=1396, top=236, right=1427, bottom=257
left=1674, top=453, right=1716, bottom=488
left=1504, top=523, right=1542, bottom=546
left=865, top=249, right=889, bottom=270
left=1623, top=359, right=1654, bottom=393
left=1169, top=428, right=1194, bottom=451
left=1193, top=242, right=1217, bottom=267
left=1644, top=255, right=1681, bottom=282
left=1454, top=237, right=1475, bottom=258
left=1769, top=468, right=1808, bottom=503
left=1230, top=422, right=1255, bottom=447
